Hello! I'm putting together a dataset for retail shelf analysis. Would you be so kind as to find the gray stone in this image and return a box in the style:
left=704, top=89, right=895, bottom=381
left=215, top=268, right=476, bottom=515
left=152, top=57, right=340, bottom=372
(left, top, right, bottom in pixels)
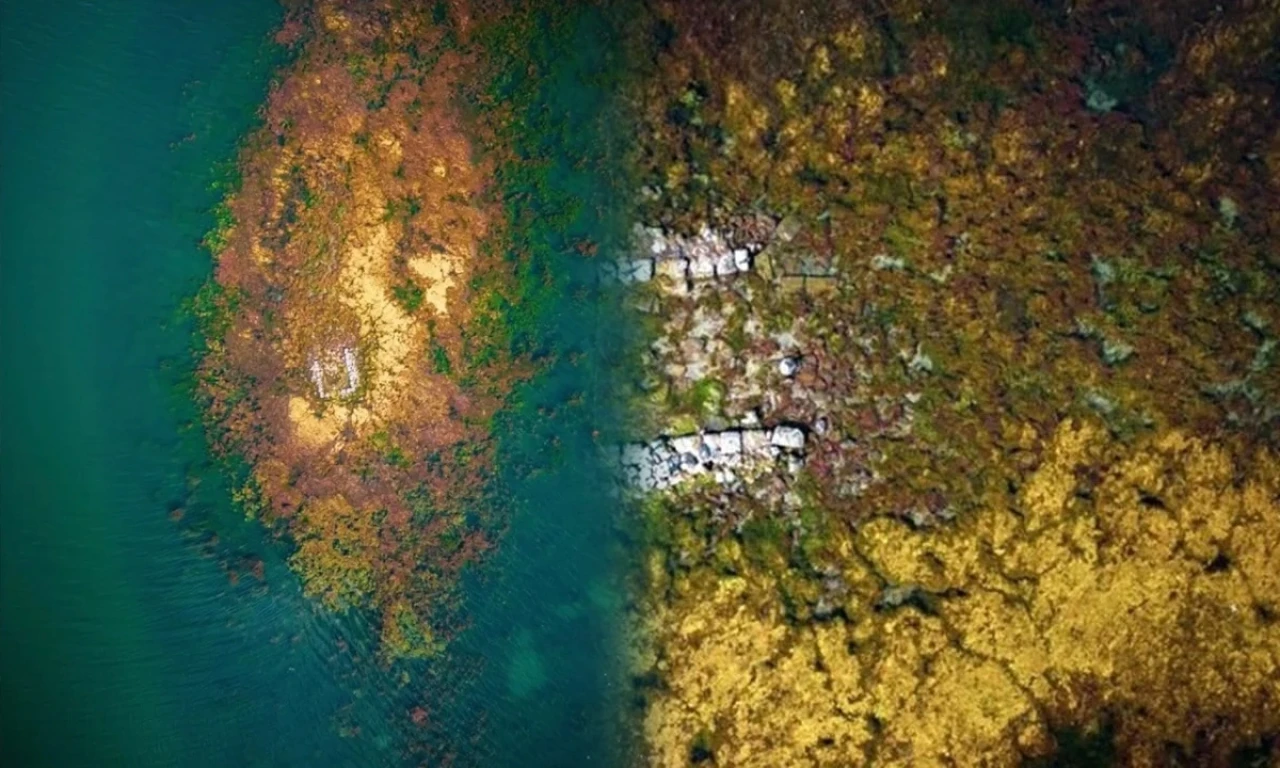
left=770, top=426, right=806, bottom=450
left=689, top=253, right=717, bottom=280
left=870, top=253, right=906, bottom=271
left=775, top=215, right=803, bottom=243
left=742, top=429, right=772, bottom=455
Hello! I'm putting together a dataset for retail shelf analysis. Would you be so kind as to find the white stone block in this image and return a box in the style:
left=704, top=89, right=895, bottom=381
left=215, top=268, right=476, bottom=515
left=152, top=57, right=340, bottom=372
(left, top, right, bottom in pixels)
left=714, top=249, right=738, bottom=277
left=689, top=254, right=717, bottom=280
left=627, top=259, right=654, bottom=282
left=771, top=426, right=806, bottom=450
left=670, top=434, right=701, bottom=457
left=621, top=443, right=647, bottom=468
left=742, top=429, right=772, bottom=455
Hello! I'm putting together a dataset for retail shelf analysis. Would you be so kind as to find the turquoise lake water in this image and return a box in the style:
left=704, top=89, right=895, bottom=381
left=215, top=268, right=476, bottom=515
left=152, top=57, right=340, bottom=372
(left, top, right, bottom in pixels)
left=1, top=1, right=629, bottom=766
left=424, top=6, right=637, bottom=765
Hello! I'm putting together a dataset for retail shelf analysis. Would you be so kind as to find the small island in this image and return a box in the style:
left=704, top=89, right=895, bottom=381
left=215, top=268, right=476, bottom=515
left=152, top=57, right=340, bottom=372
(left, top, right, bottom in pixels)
left=197, top=0, right=514, bottom=660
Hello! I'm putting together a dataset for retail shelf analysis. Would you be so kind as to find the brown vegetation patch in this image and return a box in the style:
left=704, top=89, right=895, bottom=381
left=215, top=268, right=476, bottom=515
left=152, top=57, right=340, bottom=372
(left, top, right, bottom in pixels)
left=199, top=0, right=513, bottom=658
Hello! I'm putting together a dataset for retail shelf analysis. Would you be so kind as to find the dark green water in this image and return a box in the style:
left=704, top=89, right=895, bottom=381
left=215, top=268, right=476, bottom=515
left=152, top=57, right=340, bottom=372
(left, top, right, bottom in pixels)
left=1, top=2, right=412, bottom=765
left=1, top=2, right=633, bottom=766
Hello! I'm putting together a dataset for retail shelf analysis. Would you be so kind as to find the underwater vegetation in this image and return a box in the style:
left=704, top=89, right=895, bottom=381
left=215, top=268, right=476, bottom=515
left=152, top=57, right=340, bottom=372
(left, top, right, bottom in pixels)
left=619, top=0, right=1280, bottom=765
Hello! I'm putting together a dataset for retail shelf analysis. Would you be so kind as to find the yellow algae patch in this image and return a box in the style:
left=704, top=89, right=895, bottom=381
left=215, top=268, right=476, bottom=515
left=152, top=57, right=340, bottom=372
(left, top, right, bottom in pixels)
left=317, top=2, right=350, bottom=34
left=636, top=572, right=1032, bottom=767
left=408, top=251, right=460, bottom=315
left=376, top=131, right=402, bottom=161
left=290, top=493, right=376, bottom=610
left=330, top=160, right=448, bottom=433
left=637, top=422, right=1280, bottom=766
left=636, top=575, right=872, bottom=768
left=340, top=221, right=414, bottom=403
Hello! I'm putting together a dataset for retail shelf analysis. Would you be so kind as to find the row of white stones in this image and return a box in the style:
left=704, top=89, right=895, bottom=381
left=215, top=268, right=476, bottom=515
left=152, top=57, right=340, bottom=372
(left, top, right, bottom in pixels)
left=609, top=426, right=806, bottom=492
left=604, top=224, right=762, bottom=289
left=339, top=348, right=360, bottom=397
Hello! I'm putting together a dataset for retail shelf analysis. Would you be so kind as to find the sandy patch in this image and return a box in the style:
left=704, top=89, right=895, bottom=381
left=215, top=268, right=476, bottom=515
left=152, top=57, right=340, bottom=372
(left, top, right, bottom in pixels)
left=288, top=395, right=346, bottom=447
left=341, top=220, right=415, bottom=416
left=319, top=165, right=459, bottom=437
left=408, top=251, right=460, bottom=315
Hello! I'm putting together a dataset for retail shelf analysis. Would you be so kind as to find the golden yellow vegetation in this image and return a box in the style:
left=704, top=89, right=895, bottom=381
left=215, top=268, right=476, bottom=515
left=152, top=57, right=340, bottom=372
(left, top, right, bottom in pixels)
left=635, top=421, right=1280, bottom=766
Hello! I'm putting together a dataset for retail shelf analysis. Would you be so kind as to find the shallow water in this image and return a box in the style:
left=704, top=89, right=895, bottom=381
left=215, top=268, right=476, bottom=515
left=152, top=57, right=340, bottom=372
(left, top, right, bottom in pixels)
left=407, top=6, right=638, bottom=765
left=1, top=2, right=411, bottom=765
